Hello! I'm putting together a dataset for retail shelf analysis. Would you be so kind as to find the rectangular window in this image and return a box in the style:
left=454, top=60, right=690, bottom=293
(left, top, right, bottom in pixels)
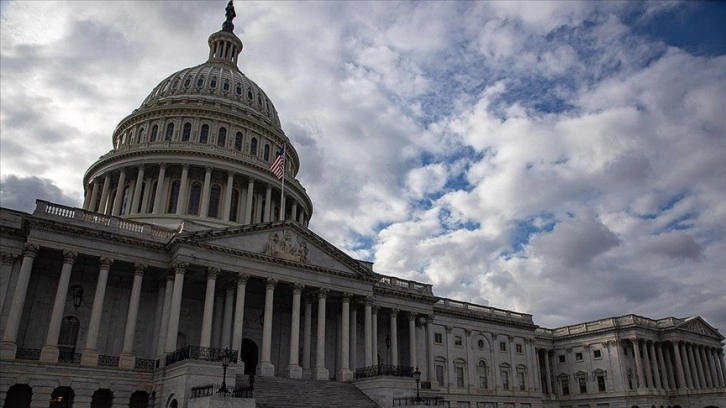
left=436, top=365, right=445, bottom=386
left=561, top=379, right=569, bottom=395
left=579, top=377, right=587, bottom=393
left=575, top=352, right=583, bottom=361
left=456, top=366, right=465, bottom=387
left=518, top=371, right=526, bottom=390
left=559, top=355, right=566, bottom=363
left=435, top=333, right=443, bottom=344
left=597, top=375, right=606, bottom=392
left=623, top=347, right=628, bottom=356
left=593, top=349, right=602, bottom=359
left=501, top=370, right=509, bottom=390
left=500, top=342, right=507, bottom=352
left=454, top=335, right=463, bottom=346
left=516, top=344, right=523, bottom=353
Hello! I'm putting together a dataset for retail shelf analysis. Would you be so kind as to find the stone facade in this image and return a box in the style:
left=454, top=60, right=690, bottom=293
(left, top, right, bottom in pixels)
left=0, top=3, right=724, bottom=408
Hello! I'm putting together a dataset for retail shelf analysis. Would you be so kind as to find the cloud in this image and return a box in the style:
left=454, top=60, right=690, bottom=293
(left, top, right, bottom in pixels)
left=0, top=175, right=81, bottom=213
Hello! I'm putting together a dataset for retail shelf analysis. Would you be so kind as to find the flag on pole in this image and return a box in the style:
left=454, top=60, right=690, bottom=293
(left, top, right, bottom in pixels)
left=270, top=146, right=285, bottom=179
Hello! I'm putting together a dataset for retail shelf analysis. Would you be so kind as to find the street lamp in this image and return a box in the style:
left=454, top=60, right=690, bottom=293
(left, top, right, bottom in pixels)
left=413, top=366, right=422, bottom=403
left=218, top=348, right=231, bottom=395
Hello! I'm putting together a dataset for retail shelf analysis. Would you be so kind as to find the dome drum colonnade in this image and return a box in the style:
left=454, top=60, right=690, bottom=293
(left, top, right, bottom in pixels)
left=81, top=13, right=312, bottom=229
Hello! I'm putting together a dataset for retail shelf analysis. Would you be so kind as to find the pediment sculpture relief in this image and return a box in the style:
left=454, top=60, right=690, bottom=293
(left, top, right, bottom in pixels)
left=262, top=230, right=308, bottom=263
left=683, top=320, right=714, bottom=336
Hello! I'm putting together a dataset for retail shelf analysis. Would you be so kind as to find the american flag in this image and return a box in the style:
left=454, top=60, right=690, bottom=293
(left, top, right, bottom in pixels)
left=270, top=147, right=285, bottom=179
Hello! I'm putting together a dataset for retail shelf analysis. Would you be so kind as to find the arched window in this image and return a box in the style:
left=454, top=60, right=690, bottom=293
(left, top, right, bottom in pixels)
left=478, top=360, right=488, bottom=389
left=230, top=189, right=240, bottom=222
left=236, top=84, right=242, bottom=95
left=250, top=137, right=258, bottom=155
left=182, top=123, right=191, bottom=141
left=120, top=186, right=130, bottom=215
left=3, top=384, right=32, bottom=408
left=257, top=94, right=262, bottom=105
left=196, top=75, right=205, bottom=88
left=184, top=77, right=191, bottom=88
left=165, top=123, right=174, bottom=141
left=138, top=127, right=146, bottom=143
left=187, top=182, right=202, bottom=215
left=150, top=125, right=158, bottom=142
left=247, top=88, right=253, bottom=99
left=210, top=77, right=217, bottom=89
left=50, top=387, right=74, bottom=408
left=223, top=80, right=230, bottom=92
left=263, top=144, right=270, bottom=161
left=217, top=127, right=227, bottom=147
left=129, top=391, right=149, bottom=408
left=200, top=125, right=209, bottom=144
left=234, top=132, right=243, bottom=151
left=167, top=180, right=180, bottom=213
left=208, top=185, right=222, bottom=218
left=91, top=389, right=113, bottom=408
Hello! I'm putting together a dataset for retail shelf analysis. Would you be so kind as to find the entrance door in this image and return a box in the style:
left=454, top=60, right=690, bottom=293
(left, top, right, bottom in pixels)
left=240, top=338, right=259, bottom=375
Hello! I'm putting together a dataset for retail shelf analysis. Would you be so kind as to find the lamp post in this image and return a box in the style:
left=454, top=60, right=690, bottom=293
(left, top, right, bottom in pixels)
left=218, top=347, right=231, bottom=395
left=413, top=366, right=422, bottom=403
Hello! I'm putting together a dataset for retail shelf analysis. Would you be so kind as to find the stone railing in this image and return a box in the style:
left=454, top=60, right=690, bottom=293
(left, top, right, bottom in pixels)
left=378, top=276, right=434, bottom=295
left=58, top=350, right=82, bottom=364
left=165, top=346, right=238, bottom=366
left=134, top=358, right=156, bottom=371
left=354, top=365, right=414, bottom=379
left=34, top=200, right=177, bottom=239
left=434, top=299, right=533, bottom=324
left=98, top=354, right=120, bottom=368
left=393, top=396, right=445, bottom=406
left=14, top=348, right=41, bottom=361
left=190, top=383, right=253, bottom=399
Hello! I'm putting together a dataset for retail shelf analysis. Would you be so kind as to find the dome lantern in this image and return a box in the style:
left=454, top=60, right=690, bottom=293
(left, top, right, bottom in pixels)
left=208, top=0, right=243, bottom=66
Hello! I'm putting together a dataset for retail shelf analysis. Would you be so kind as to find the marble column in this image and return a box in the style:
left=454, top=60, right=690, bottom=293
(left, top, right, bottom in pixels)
left=175, top=165, right=189, bottom=215
left=222, top=284, right=234, bottom=349
left=714, top=348, right=725, bottom=387
left=338, top=292, right=353, bottom=382
left=649, top=342, right=662, bottom=389
left=81, top=257, right=113, bottom=366
left=231, top=274, right=248, bottom=361
left=164, top=262, right=187, bottom=353
left=244, top=178, right=254, bottom=224
left=642, top=341, right=653, bottom=389
left=407, top=312, right=417, bottom=369
left=707, top=347, right=720, bottom=387
left=212, top=294, right=224, bottom=348
left=664, top=343, right=677, bottom=389
left=372, top=306, right=379, bottom=365
left=679, top=341, right=693, bottom=388
left=544, top=349, right=553, bottom=395
left=632, top=338, right=646, bottom=389
left=200, top=267, right=219, bottom=348
left=287, top=283, right=304, bottom=378
left=87, top=179, right=100, bottom=211
left=656, top=342, right=669, bottom=390
left=150, top=280, right=165, bottom=356
left=119, top=263, right=146, bottom=369
left=302, top=294, right=313, bottom=375
left=40, top=250, right=77, bottom=363
left=364, top=298, right=373, bottom=366
left=390, top=309, right=399, bottom=365
left=223, top=172, right=234, bottom=222
left=0, top=252, right=19, bottom=323
left=157, top=272, right=174, bottom=356
left=258, top=278, right=277, bottom=376
left=200, top=166, right=213, bottom=217
left=130, top=165, right=145, bottom=214
left=152, top=164, right=166, bottom=214
left=111, top=168, right=127, bottom=216
left=264, top=186, right=272, bottom=222
left=687, top=343, right=701, bottom=388
left=350, top=304, right=358, bottom=371
left=425, top=316, right=435, bottom=383
left=716, top=349, right=726, bottom=387
left=698, top=345, right=711, bottom=388
left=314, top=288, right=329, bottom=380
left=98, top=174, right=112, bottom=214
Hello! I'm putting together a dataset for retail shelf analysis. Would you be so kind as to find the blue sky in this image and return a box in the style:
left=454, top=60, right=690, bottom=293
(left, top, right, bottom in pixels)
left=1, top=1, right=725, bottom=331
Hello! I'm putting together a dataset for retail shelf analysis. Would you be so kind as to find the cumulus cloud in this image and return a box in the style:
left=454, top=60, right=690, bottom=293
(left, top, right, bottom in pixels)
left=0, top=175, right=81, bottom=212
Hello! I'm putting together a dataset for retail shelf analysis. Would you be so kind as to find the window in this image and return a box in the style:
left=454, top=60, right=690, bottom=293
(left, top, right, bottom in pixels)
left=210, top=77, right=217, bottom=88
left=516, top=344, right=523, bottom=353
left=593, top=349, right=602, bottom=359
left=597, top=375, right=606, bottom=392
left=165, top=123, right=174, bottom=141
left=454, top=336, right=462, bottom=346
left=208, top=185, right=221, bottom=218
left=150, top=124, right=158, bottom=142
left=257, top=94, right=262, bottom=105
left=627, top=369, right=633, bottom=390
left=200, top=124, right=209, bottom=144
left=236, top=84, right=242, bottom=95
left=234, top=132, right=243, bottom=151
left=182, top=123, right=191, bottom=141
left=477, top=361, right=487, bottom=389
left=500, top=369, right=509, bottom=390
left=250, top=137, right=258, bottom=155
left=187, top=182, right=202, bottom=215
left=623, top=347, right=628, bottom=356
left=518, top=372, right=526, bottom=391
left=196, top=75, right=205, bottom=87
left=456, top=366, right=465, bottom=387
left=167, top=180, right=180, bottom=213
left=139, top=127, right=146, bottom=143
left=120, top=186, right=130, bottom=215
left=184, top=77, right=191, bottom=87
left=578, top=377, right=587, bottom=394
left=264, top=144, right=270, bottom=161
left=477, top=339, right=485, bottom=349
left=435, top=365, right=445, bottom=386
left=58, top=316, right=80, bottom=352
left=217, top=127, right=227, bottom=147
left=575, top=352, right=583, bottom=361
left=223, top=80, right=230, bottom=92
left=561, top=379, right=569, bottom=395
left=247, top=88, right=253, bottom=99
left=500, top=342, right=507, bottom=352
left=559, top=355, right=566, bottom=363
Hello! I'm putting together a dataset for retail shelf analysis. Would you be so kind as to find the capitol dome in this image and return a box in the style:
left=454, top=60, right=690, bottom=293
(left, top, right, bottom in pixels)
left=81, top=2, right=312, bottom=230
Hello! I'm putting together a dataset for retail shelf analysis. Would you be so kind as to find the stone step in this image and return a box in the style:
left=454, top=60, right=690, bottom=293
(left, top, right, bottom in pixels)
left=236, top=375, right=380, bottom=408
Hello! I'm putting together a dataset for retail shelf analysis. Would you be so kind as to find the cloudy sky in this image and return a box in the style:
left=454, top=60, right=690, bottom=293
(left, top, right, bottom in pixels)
left=2, top=1, right=725, bottom=331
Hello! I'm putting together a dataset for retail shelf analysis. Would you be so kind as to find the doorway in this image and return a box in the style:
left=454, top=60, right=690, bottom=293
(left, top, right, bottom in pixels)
left=240, top=338, right=259, bottom=375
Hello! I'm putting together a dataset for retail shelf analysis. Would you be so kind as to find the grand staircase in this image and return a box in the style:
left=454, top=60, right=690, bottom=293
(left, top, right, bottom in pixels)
left=238, top=375, right=381, bottom=408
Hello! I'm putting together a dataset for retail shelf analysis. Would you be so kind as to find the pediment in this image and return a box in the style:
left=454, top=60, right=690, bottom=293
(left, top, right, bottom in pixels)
left=675, top=317, right=723, bottom=339
left=176, top=222, right=374, bottom=280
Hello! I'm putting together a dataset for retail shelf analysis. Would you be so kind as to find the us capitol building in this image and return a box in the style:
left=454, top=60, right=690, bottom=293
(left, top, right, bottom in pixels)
left=0, top=3, right=724, bottom=408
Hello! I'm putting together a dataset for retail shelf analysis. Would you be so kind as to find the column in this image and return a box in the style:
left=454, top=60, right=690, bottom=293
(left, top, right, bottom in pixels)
left=244, top=178, right=254, bottom=224
left=130, top=165, right=145, bottom=214
left=672, top=342, right=686, bottom=389
left=339, top=292, right=353, bottom=381
left=0, top=253, right=19, bottom=323
left=87, top=180, right=100, bottom=211
left=150, top=280, right=165, bottom=356
left=200, top=267, right=218, bottom=347
left=156, top=272, right=174, bottom=356
left=291, top=202, right=298, bottom=223
left=231, top=274, right=248, bottom=362
left=663, top=343, right=677, bottom=389
left=81, top=257, right=113, bottom=366
left=258, top=278, right=277, bottom=376
left=656, top=343, right=669, bottom=390
left=687, top=343, right=701, bottom=388
left=164, top=262, right=186, bottom=353
left=390, top=308, right=399, bottom=365
left=363, top=298, right=373, bottom=366
left=152, top=164, right=166, bottom=214
left=650, top=342, right=662, bottom=389
left=632, top=338, right=646, bottom=389
left=140, top=176, right=153, bottom=214
left=715, top=349, right=726, bottom=387
left=719, top=350, right=726, bottom=388
left=680, top=341, right=693, bottom=388
left=525, top=340, right=535, bottom=391
left=223, top=172, right=234, bottom=222
left=40, top=250, right=77, bottom=362
left=175, top=164, right=189, bottom=215
left=302, top=294, right=313, bottom=375
left=642, top=340, right=653, bottom=389
left=98, top=174, right=111, bottom=214
left=544, top=349, right=553, bottom=394
left=264, top=186, right=272, bottom=222
left=119, top=263, right=146, bottom=369
left=426, top=317, right=435, bottom=383
left=372, top=306, right=379, bottom=365
left=698, top=345, right=711, bottom=388
left=407, top=312, right=417, bottom=369
left=350, top=304, right=358, bottom=371
left=111, top=168, right=126, bottom=216
left=445, top=326, right=455, bottom=387
left=212, top=294, right=224, bottom=348
left=200, top=166, right=212, bottom=217
left=314, top=288, right=329, bottom=380
left=707, top=347, right=720, bottom=387
left=221, top=284, right=234, bottom=348
left=287, top=283, right=304, bottom=378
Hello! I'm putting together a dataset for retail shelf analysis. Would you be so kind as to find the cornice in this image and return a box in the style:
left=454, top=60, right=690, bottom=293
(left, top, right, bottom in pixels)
left=372, top=285, right=439, bottom=304
left=432, top=305, right=538, bottom=330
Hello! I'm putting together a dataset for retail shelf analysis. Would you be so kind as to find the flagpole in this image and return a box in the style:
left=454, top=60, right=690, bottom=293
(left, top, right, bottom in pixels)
left=279, top=144, right=286, bottom=221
